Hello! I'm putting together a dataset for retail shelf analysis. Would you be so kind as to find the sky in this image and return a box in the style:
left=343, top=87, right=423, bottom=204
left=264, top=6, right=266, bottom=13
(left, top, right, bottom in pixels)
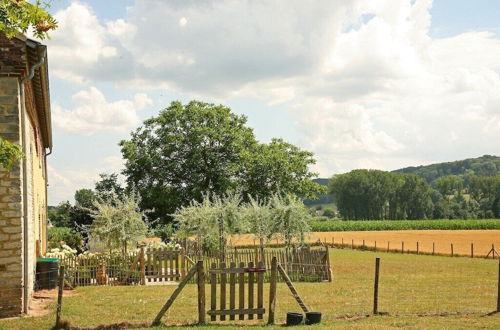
left=39, top=0, right=500, bottom=205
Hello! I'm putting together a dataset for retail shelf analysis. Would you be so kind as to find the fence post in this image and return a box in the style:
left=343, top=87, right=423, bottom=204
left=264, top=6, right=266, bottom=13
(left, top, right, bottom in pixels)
left=56, top=265, right=65, bottom=328
left=451, top=244, right=454, bottom=257
left=387, top=241, right=390, bottom=252
left=352, top=239, right=354, bottom=249
left=432, top=242, right=435, bottom=255
left=181, top=249, right=186, bottom=277
left=497, top=259, right=500, bottom=313
left=416, top=242, right=419, bottom=255
left=140, top=247, right=146, bottom=285
left=401, top=241, right=404, bottom=254
left=197, top=260, right=206, bottom=324
left=325, top=245, right=332, bottom=282
left=373, top=258, right=380, bottom=315
left=268, top=257, right=277, bottom=324
left=471, top=243, right=474, bottom=258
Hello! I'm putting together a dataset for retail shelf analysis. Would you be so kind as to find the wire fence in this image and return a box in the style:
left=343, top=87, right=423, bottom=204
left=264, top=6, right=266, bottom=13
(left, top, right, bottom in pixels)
left=328, top=254, right=499, bottom=318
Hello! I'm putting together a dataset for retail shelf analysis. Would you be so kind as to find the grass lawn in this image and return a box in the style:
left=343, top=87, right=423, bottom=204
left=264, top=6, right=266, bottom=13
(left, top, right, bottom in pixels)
left=1, top=249, right=499, bottom=329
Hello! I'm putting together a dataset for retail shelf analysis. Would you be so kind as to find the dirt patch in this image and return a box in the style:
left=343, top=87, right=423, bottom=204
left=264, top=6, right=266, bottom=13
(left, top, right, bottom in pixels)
left=27, top=289, right=79, bottom=318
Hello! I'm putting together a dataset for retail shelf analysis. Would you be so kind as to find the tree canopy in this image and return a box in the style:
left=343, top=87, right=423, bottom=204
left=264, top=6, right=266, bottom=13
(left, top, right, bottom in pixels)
left=330, top=170, right=433, bottom=220
left=120, top=100, right=324, bottom=224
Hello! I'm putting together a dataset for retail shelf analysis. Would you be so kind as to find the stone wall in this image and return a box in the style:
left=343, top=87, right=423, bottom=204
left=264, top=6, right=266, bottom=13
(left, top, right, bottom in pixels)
left=0, top=77, right=23, bottom=318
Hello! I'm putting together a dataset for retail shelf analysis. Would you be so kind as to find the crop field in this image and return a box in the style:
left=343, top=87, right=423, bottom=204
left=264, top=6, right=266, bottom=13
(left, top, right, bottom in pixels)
left=231, top=230, right=500, bottom=257
left=309, top=219, right=500, bottom=232
left=1, top=249, right=498, bottom=329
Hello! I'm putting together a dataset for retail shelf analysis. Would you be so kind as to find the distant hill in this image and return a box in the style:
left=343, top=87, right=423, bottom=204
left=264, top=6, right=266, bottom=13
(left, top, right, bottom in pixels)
left=305, top=155, right=500, bottom=206
left=392, top=155, right=500, bottom=183
left=303, top=178, right=334, bottom=207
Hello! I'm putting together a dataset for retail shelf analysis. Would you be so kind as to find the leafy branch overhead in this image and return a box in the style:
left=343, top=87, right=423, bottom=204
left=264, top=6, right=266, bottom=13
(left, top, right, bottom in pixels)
left=0, top=0, right=57, bottom=39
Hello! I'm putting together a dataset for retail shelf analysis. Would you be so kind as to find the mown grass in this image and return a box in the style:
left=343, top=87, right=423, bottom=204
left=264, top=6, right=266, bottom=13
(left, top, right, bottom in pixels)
left=309, top=219, right=500, bottom=232
left=1, top=249, right=499, bottom=329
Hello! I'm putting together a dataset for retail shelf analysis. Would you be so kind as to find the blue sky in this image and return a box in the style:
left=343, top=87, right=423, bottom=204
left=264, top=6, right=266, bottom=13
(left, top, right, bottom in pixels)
left=42, top=0, right=500, bottom=204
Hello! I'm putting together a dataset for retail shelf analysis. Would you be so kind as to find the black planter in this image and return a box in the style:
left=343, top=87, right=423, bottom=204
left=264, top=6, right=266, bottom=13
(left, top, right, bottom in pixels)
left=286, top=312, right=303, bottom=326
left=305, top=312, right=322, bottom=325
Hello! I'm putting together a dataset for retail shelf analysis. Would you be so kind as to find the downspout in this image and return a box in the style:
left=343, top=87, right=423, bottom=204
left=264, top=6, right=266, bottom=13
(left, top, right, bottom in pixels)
left=43, top=147, right=52, bottom=254
left=19, top=47, right=46, bottom=314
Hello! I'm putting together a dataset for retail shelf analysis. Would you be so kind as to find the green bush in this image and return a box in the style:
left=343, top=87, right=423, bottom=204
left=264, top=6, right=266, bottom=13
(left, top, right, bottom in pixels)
left=309, top=219, right=500, bottom=232
left=48, top=227, right=84, bottom=252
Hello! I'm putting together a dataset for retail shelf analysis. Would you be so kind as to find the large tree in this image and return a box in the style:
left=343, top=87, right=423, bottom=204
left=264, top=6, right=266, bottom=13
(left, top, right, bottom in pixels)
left=120, top=100, right=323, bottom=224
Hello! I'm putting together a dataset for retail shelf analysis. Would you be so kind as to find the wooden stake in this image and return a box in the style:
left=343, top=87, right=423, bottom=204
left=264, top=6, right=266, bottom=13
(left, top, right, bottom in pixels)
left=387, top=241, right=390, bottom=252
left=432, top=242, right=435, bottom=255
left=401, top=241, right=404, bottom=254
left=268, top=257, right=277, bottom=324
left=373, top=258, right=380, bottom=315
left=374, top=241, right=377, bottom=251
left=416, top=242, right=419, bottom=255
left=55, top=265, right=65, bottom=328
left=277, top=263, right=309, bottom=313
left=352, top=239, right=354, bottom=249
left=471, top=243, right=474, bottom=258
left=451, top=244, right=454, bottom=257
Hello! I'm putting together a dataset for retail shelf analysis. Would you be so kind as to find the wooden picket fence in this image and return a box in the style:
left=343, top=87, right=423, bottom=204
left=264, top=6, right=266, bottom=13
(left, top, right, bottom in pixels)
left=59, top=248, right=183, bottom=287
left=185, top=246, right=332, bottom=283
left=57, top=245, right=331, bottom=287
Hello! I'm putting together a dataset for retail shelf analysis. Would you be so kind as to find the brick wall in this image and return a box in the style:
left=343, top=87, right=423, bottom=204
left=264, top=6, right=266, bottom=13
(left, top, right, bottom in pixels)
left=0, top=77, right=23, bottom=318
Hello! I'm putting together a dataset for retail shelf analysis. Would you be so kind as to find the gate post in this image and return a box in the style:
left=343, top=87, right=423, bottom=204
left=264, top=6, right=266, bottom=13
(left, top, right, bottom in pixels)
left=197, top=260, right=206, bottom=324
left=268, top=257, right=277, bottom=324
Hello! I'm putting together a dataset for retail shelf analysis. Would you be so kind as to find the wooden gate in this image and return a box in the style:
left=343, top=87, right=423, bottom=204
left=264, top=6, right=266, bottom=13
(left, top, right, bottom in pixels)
left=152, top=257, right=310, bottom=326
left=145, top=248, right=183, bottom=283
left=208, top=261, right=266, bottom=321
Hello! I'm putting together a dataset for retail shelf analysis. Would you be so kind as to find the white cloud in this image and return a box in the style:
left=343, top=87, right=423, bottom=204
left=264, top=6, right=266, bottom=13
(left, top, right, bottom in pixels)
left=48, top=156, right=124, bottom=205
left=48, top=2, right=119, bottom=84
left=52, top=86, right=152, bottom=134
left=47, top=0, right=500, bottom=176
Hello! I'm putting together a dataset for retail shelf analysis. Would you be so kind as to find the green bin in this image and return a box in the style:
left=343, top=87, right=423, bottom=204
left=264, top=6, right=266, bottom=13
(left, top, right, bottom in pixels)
left=36, top=258, right=59, bottom=289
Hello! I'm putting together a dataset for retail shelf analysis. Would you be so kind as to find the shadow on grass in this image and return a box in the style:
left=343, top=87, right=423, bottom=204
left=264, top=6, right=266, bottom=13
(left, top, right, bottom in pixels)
left=55, top=320, right=282, bottom=329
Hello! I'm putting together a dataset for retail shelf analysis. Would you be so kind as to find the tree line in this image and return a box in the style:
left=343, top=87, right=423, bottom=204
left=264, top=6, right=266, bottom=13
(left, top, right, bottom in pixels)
left=330, top=170, right=500, bottom=220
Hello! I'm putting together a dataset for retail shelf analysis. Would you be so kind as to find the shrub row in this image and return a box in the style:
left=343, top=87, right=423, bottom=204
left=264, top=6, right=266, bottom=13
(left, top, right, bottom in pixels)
left=309, top=219, right=500, bottom=232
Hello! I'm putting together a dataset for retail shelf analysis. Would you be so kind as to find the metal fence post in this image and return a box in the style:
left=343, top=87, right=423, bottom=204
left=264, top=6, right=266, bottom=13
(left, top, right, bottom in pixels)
left=373, top=257, right=380, bottom=315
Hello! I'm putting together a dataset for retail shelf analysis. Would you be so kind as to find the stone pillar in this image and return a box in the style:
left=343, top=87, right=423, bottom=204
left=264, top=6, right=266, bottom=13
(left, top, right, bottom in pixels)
left=0, top=77, right=23, bottom=318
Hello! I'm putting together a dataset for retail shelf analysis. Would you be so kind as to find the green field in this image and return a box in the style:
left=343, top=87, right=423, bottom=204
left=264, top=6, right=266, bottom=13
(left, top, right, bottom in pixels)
left=309, top=219, right=500, bottom=232
left=1, top=249, right=499, bottom=329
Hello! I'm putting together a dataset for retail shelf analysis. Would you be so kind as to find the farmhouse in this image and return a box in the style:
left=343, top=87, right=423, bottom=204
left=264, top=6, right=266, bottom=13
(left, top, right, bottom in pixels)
left=0, top=33, right=52, bottom=317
